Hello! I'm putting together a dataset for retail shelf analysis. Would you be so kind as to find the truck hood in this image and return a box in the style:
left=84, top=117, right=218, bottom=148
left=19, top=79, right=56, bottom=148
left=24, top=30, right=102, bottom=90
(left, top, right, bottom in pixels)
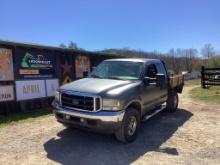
left=60, top=78, right=138, bottom=95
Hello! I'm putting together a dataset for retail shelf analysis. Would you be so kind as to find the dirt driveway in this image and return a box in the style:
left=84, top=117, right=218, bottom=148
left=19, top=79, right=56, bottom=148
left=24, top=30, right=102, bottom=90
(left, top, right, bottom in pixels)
left=0, top=85, right=220, bottom=165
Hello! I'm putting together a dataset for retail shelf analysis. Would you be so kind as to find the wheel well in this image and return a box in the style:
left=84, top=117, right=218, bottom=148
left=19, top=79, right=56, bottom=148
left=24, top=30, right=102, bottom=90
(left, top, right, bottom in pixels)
left=172, top=85, right=183, bottom=93
left=127, top=102, right=142, bottom=115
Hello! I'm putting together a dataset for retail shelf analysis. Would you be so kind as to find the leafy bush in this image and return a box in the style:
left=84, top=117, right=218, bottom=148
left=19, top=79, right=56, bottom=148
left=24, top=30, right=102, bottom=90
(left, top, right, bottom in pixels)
left=207, top=55, right=220, bottom=68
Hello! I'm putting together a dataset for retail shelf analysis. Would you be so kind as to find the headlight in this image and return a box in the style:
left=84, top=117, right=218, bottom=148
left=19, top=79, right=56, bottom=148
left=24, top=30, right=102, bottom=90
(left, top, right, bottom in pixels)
left=55, top=91, right=60, bottom=103
left=102, top=99, right=121, bottom=111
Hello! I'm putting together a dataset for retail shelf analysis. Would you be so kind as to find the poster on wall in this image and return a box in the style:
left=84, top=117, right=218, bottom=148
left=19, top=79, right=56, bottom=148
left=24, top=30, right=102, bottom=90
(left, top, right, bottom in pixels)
left=75, top=55, right=90, bottom=78
left=0, top=48, right=14, bottom=81
left=61, top=60, right=72, bottom=85
left=15, top=80, right=46, bottom=101
left=0, top=85, right=14, bottom=102
left=46, top=79, right=59, bottom=97
left=14, top=48, right=56, bottom=79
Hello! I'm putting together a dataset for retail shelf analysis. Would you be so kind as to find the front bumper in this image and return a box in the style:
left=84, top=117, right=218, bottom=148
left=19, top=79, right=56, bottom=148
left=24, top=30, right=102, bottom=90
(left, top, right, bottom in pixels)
left=53, top=103, right=125, bottom=133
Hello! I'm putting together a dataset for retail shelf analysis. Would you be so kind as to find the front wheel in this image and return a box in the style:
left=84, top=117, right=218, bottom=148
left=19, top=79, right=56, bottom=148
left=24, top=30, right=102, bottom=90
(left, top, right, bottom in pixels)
left=115, top=108, right=140, bottom=143
left=166, top=91, right=178, bottom=113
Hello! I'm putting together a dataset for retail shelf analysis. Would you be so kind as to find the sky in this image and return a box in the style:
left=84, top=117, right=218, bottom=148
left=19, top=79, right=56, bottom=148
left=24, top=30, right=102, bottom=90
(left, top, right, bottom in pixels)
left=0, top=0, right=219, bottom=53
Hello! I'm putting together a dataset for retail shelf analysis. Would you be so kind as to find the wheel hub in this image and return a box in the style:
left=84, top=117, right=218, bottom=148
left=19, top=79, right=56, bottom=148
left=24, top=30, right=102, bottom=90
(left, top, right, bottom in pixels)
left=127, top=116, right=137, bottom=136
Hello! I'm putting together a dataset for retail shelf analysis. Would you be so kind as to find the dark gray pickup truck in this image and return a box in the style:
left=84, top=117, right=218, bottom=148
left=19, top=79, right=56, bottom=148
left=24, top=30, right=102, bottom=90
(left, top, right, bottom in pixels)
left=52, top=58, right=184, bottom=143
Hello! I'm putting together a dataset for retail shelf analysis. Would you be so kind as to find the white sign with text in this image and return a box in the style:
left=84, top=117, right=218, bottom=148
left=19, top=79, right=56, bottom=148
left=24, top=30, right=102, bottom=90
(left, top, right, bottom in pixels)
left=16, top=80, right=46, bottom=101
left=46, top=79, right=59, bottom=97
left=0, top=85, right=14, bottom=102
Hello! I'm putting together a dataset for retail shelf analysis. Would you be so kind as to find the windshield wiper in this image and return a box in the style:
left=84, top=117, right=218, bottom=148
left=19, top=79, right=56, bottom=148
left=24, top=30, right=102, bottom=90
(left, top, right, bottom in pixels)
left=90, top=74, right=103, bottom=78
left=105, top=76, right=123, bottom=80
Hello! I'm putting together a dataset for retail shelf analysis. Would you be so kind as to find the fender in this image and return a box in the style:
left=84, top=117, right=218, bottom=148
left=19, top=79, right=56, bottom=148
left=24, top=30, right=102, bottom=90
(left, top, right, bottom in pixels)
left=124, top=99, right=143, bottom=116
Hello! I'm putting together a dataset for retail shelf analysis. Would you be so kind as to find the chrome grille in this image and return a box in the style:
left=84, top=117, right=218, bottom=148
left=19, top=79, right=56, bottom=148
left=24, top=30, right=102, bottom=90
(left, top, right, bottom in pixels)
left=61, top=92, right=101, bottom=111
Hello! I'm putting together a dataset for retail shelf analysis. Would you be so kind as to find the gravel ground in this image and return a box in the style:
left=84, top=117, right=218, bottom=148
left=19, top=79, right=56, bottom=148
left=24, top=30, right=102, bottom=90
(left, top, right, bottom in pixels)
left=0, top=85, right=220, bottom=165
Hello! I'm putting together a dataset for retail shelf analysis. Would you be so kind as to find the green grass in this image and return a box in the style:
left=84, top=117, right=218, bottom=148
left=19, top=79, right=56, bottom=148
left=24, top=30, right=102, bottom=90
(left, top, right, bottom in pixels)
left=0, top=109, right=53, bottom=128
left=190, top=86, right=220, bottom=103
left=184, top=79, right=201, bottom=86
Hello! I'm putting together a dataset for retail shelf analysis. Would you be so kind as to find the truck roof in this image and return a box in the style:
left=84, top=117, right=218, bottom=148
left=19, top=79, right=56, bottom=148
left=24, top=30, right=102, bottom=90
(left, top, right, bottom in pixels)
left=104, top=58, right=161, bottom=63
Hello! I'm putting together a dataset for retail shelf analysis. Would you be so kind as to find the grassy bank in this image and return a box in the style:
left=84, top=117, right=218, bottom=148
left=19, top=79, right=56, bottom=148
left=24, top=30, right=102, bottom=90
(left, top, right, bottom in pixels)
left=0, top=109, right=52, bottom=128
left=190, top=86, right=220, bottom=103
left=184, top=79, right=201, bottom=86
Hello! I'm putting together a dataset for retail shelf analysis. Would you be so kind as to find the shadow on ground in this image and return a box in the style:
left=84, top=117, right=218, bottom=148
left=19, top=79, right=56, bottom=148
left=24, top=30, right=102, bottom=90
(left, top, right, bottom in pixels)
left=44, top=109, right=193, bottom=165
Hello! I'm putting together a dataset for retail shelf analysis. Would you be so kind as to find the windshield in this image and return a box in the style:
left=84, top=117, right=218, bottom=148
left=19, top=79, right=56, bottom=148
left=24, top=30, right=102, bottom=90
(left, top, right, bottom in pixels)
left=89, top=61, right=144, bottom=80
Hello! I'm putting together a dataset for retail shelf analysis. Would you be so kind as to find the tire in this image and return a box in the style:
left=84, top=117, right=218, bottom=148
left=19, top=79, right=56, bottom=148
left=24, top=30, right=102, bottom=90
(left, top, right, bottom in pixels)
left=166, top=91, right=178, bottom=113
left=115, top=108, right=140, bottom=143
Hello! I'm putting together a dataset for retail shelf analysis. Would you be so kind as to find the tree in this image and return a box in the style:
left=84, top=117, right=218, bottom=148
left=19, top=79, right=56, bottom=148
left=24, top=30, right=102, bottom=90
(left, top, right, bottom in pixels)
left=168, top=48, right=182, bottom=74
left=183, top=48, right=198, bottom=72
left=68, top=41, right=78, bottom=49
left=59, top=41, right=85, bottom=50
left=201, top=44, right=215, bottom=59
left=59, top=43, right=67, bottom=48
left=207, top=55, right=220, bottom=67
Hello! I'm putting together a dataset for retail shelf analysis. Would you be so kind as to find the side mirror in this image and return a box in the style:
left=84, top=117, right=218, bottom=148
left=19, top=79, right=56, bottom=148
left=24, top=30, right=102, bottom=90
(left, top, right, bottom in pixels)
left=83, top=71, right=88, bottom=77
left=143, top=77, right=149, bottom=85
left=156, top=74, right=166, bottom=87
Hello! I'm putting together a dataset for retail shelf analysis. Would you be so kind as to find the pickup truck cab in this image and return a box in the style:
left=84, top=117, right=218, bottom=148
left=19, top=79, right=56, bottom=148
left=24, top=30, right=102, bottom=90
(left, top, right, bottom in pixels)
left=53, top=58, right=184, bottom=143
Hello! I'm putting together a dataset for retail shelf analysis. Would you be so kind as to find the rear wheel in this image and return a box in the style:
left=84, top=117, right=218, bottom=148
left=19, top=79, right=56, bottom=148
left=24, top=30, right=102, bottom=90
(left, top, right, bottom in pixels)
left=166, top=91, right=178, bottom=113
left=115, top=108, right=140, bottom=143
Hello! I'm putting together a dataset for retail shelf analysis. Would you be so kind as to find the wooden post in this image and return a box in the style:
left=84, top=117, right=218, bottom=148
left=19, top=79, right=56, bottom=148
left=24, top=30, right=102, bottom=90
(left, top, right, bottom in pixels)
left=201, top=66, right=205, bottom=88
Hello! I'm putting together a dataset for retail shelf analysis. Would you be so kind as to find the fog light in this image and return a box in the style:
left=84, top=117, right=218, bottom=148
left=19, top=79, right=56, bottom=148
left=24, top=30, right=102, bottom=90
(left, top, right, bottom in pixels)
left=80, top=118, right=85, bottom=123
left=65, top=115, right=70, bottom=120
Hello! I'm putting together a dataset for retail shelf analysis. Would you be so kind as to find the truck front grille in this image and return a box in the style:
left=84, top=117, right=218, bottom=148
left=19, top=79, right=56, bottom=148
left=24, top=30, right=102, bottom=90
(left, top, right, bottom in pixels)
left=61, top=92, right=101, bottom=111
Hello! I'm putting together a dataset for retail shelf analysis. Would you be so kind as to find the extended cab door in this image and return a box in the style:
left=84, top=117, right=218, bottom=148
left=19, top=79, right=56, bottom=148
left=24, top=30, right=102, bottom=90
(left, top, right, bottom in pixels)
left=141, top=63, right=160, bottom=112
left=154, top=62, right=168, bottom=103
left=141, top=62, right=168, bottom=113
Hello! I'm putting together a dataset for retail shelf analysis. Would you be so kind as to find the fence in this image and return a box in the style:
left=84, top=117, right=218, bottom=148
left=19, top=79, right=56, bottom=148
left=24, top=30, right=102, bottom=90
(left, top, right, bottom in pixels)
left=201, top=66, right=220, bottom=88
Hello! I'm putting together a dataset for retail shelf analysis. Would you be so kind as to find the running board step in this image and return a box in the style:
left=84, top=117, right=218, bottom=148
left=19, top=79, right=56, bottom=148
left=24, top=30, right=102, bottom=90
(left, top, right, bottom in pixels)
left=142, top=106, right=165, bottom=121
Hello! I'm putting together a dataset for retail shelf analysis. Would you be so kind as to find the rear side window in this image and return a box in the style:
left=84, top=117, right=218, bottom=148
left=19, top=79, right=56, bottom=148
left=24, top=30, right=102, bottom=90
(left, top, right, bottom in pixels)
left=146, top=64, right=158, bottom=78
left=155, top=62, right=167, bottom=77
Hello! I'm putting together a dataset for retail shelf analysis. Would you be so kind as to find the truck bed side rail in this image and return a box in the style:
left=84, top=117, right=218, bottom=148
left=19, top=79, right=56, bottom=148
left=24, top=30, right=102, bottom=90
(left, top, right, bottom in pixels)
left=169, top=74, right=184, bottom=93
